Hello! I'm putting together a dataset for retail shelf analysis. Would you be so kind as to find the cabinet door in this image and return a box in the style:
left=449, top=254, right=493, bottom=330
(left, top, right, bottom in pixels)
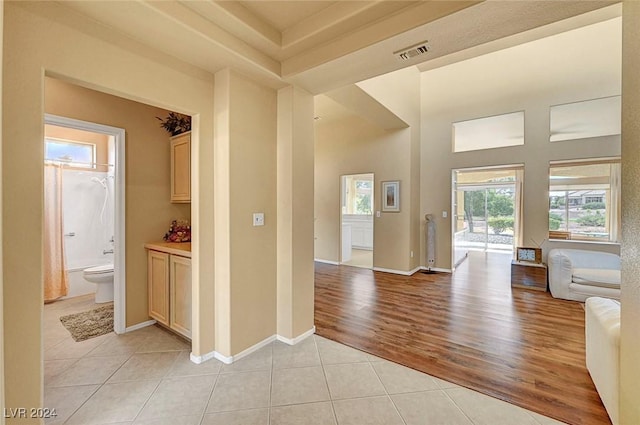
left=148, top=250, right=170, bottom=325
left=170, top=133, right=191, bottom=203
left=170, top=255, right=192, bottom=338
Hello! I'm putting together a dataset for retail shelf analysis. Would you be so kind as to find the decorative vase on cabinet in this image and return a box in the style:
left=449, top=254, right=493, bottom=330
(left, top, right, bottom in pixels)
left=170, top=131, right=190, bottom=203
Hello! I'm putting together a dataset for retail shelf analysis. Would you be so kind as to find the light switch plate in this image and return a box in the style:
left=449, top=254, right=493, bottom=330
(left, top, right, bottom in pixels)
left=442, top=211, right=448, bottom=218
left=253, top=213, right=264, bottom=226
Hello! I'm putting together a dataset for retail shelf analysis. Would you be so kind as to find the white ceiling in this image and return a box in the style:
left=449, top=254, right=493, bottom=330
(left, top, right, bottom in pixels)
left=237, top=1, right=336, bottom=32
left=45, top=0, right=619, bottom=94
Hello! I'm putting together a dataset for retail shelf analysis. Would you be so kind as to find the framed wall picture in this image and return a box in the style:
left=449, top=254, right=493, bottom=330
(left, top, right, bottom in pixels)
left=382, top=180, right=400, bottom=212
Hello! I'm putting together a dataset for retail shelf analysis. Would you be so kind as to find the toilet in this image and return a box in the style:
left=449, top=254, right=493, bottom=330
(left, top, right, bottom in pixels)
left=83, top=264, right=114, bottom=303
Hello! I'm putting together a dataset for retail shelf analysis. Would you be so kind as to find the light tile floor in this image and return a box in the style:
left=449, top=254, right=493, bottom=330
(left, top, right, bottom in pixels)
left=342, top=248, right=373, bottom=269
left=45, top=296, right=566, bottom=424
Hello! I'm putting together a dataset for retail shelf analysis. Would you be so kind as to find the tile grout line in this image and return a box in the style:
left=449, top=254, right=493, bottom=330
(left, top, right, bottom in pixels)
left=268, top=341, right=274, bottom=425
left=47, top=300, right=115, bottom=424
left=128, top=345, right=177, bottom=422
left=44, top=357, right=80, bottom=386
left=199, top=356, right=224, bottom=423
left=525, top=410, right=548, bottom=425
left=60, top=328, right=180, bottom=423
left=368, top=359, right=407, bottom=425
left=441, top=388, right=478, bottom=425
left=60, top=384, right=102, bottom=425
left=58, top=332, right=138, bottom=423
left=129, top=378, right=164, bottom=423
left=314, top=335, right=340, bottom=425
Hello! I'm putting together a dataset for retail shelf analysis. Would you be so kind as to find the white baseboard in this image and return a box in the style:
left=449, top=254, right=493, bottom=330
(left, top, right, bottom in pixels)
left=407, top=266, right=422, bottom=275
left=314, top=258, right=339, bottom=265
left=373, top=267, right=416, bottom=276
left=190, top=350, right=218, bottom=364
left=204, top=335, right=277, bottom=365
left=234, top=334, right=277, bottom=362
left=212, top=351, right=233, bottom=364
left=372, top=266, right=452, bottom=275
left=276, top=326, right=316, bottom=346
left=125, top=319, right=156, bottom=333
left=420, top=266, right=452, bottom=273
left=190, top=328, right=318, bottom=365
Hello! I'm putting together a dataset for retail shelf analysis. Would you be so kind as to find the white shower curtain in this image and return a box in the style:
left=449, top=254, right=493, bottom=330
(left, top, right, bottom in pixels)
left=44, top=164, right=68, bottom=302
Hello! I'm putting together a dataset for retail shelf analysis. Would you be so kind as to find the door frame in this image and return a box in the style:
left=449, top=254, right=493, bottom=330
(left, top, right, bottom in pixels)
left=339, top=173, right=375, bottom=269
left=452, top=165, right=522, bottom=271
left=44, top=114, right=127, bottom=334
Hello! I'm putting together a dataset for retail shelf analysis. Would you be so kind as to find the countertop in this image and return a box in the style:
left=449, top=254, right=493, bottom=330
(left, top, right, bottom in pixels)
left=144, top=241, right=191, bottom=258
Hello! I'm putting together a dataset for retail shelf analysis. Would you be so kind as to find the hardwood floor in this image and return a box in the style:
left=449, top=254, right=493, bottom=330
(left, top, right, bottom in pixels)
left=314, top=251, right=610, bottom=425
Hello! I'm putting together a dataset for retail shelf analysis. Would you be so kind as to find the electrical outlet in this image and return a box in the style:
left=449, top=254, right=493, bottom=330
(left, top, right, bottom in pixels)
left=253, top=213, right=264, bottom=226
left=410, top=251, right=414, bottom=258
left=442, top=211, right=448, bottom=218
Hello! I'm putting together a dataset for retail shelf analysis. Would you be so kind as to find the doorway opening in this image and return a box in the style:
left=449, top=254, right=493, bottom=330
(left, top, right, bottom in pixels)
left=340, top=173, right=374, bottom=269
left=44, top=114, right=126, bottom=334
left=452, top=166, right=523, bottom=268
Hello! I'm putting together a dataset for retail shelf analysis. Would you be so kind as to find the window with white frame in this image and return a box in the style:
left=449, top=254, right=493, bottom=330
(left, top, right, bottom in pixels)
left=45, top=138, right=96, bottom=168
left=343, top=176, right=373, bottom=215
left=452, top=111, right=525, bottom=153
left=548, top=159, right=620, bottom=242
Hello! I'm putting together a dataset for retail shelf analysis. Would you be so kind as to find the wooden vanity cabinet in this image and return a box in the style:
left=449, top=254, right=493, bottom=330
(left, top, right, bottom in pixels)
left=147, top=247, right=191, bottom=339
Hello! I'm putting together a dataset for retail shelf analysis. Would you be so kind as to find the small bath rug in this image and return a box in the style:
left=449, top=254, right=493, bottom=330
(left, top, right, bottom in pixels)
left=60, top=304, right=114, bottom=342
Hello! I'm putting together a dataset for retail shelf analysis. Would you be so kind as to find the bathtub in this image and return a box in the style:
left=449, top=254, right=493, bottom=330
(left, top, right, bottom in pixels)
left=62, top=260, right=112, bottom=299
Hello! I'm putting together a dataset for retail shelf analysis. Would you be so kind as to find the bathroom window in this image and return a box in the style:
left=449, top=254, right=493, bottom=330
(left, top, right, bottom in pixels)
left=548, top=159, right=621, bottom=242
left=45, top=138, right=96, bottom=168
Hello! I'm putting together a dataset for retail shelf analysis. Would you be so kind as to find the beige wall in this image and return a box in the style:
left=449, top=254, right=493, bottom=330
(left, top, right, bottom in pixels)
left=357, top=67, right=422, bottom=270
left=620, top=2, right=640, bottom=422
left=420, top=18, right=622, bottom=270
left=44, top=78, right=191, bottom=327
left=314, top=97, right=413, bottom=271
left=277, top=86, right=315, bottom=339
left=3, top=2, right=215, bottom=418
left=214, top=69, right=278, bottom=355
left=229, top=72, right=278, bottom=354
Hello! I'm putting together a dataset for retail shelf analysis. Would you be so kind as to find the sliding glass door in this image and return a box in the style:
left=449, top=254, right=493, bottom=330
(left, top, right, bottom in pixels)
left=452, top=167, right=522, bottom=268
left=456, top=185, right=516, bottom=253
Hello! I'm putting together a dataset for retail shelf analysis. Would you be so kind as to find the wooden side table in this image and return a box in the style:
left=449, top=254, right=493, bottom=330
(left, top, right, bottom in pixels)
left=511, top=260, right=548, bottom=292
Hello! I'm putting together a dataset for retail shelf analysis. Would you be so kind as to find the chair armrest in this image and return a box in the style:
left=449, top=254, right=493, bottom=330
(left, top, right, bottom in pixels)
left=548, top=250, right=573, bottom=298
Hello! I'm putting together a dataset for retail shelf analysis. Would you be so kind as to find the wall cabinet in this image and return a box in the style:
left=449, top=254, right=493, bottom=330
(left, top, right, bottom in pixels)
left=147, top=247, right=192, bottom=339
left=170, top=132, right=191, bottom=203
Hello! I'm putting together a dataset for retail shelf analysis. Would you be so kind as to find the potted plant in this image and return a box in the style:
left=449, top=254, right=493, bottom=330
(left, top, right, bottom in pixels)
left=156, top=112, right=191, bottom=136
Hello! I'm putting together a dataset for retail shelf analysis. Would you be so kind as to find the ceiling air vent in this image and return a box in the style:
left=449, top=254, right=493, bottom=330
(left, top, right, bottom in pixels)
left=394, top=41, right=430, bottom=61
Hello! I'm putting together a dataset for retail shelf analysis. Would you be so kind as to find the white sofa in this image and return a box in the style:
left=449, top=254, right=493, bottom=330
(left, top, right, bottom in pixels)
left=547, top=248, right=620, bottom=302
left=586, top=297, right=620, bottom=425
